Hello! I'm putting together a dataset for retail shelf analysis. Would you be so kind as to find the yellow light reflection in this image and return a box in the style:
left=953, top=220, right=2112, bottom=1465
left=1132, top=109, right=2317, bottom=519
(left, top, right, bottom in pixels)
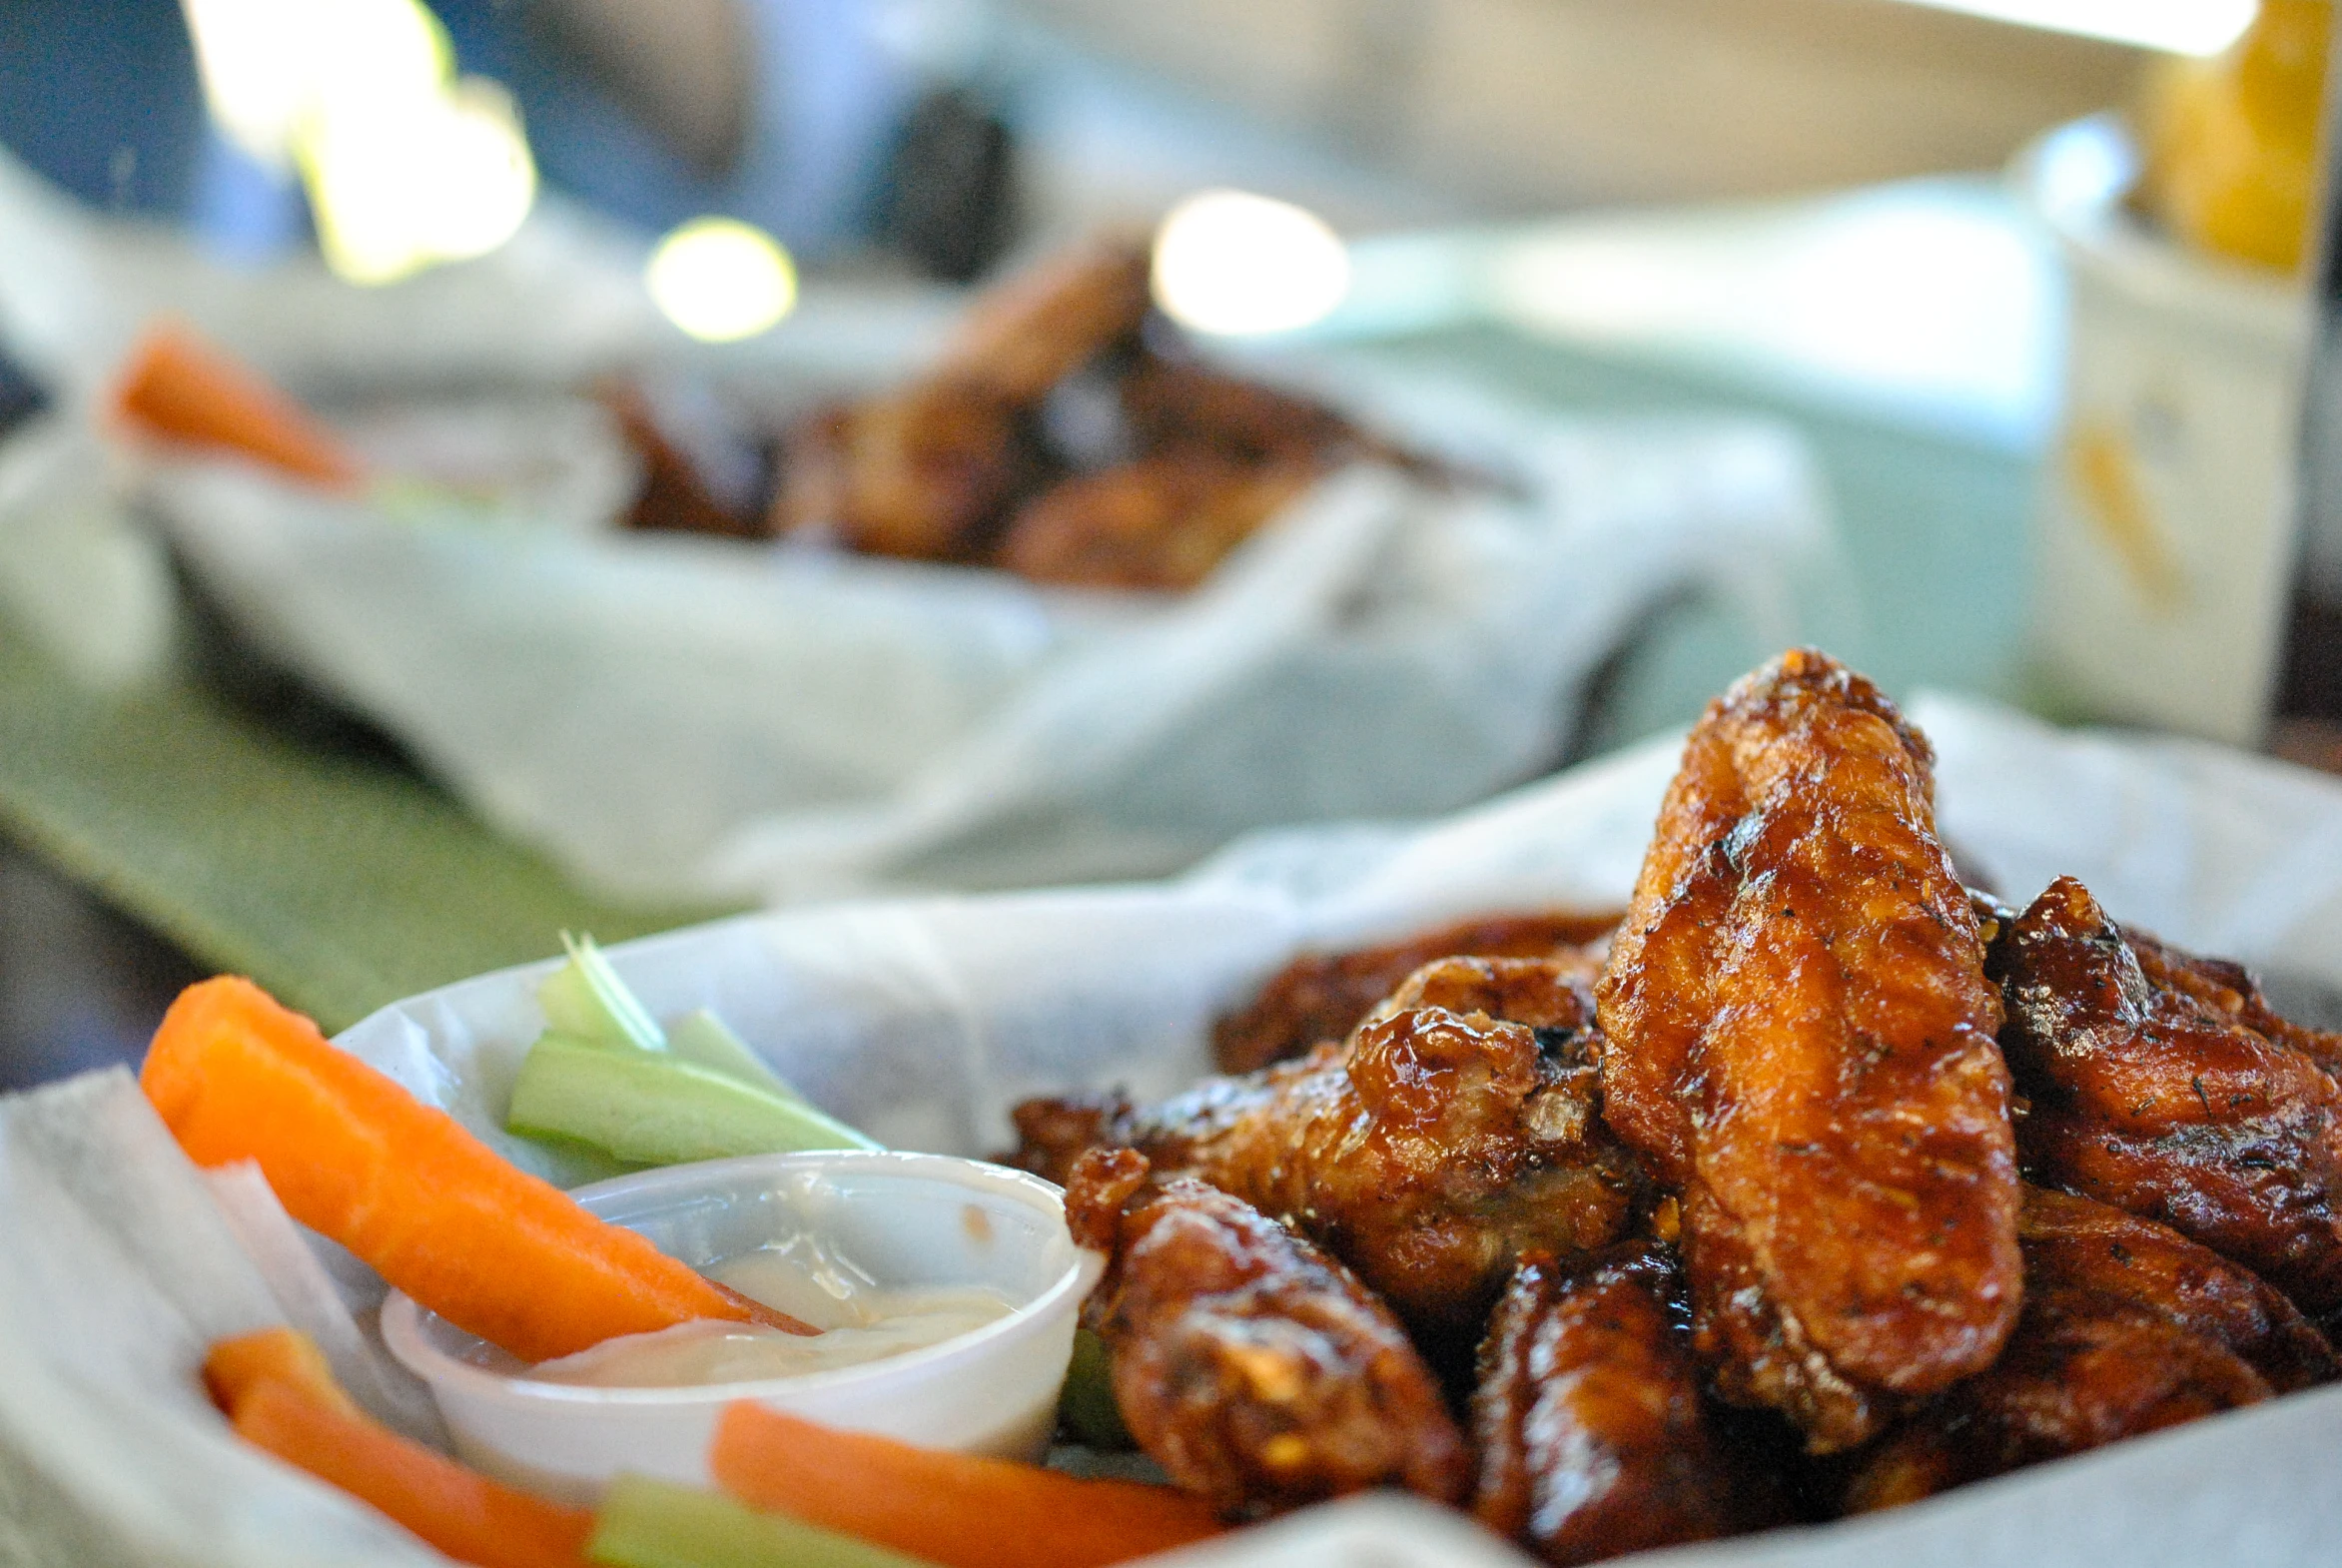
left=305, top=80, right=536, bottom=284
left=645, top=218, right=800, bottom=342
left=180, top=0, right=535, bottom=284
left=1152, top=190, right=1350, bottom=338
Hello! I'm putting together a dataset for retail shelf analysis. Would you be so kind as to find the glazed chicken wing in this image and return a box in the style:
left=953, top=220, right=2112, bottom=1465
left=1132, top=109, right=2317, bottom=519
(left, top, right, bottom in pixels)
left=1371, top=954, right=1610, bottom=1036
left=1017, top=976, right=1648, bottom=1342
left=1472, top=1242, right=1767, bottom=1566
left=1066, top=1148, right=1467, bottom=1514
left=1843, top=1185, right=2333, bottom=1510
left=603, top=382, right=767, bottom=539
left=1594, top=649, right=2021, bottom=1451
left=2127, top=927, right=2342, bottom=1081
left=1118, top=354, right=1361, bottom=465
left=772, top=239, right=1151, bottom=558
left=993, top=450, right=1313, bottom=592
left=771, top=388, right=1038, bottom=560
left=932, top=237, right=1154, bottom=403
left=2012, top=1185, right=2336, bottom=1389
left=1210, top=914, right=1619, bottom=1074
left=1993, top=875, right=2342, bottom=1323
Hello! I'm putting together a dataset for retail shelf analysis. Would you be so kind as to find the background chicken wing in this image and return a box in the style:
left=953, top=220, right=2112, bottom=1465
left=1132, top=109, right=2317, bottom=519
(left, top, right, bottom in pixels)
left=994, top=451, right=1312, bottom=591
left=1595, top=648, right=2021, bottom=1451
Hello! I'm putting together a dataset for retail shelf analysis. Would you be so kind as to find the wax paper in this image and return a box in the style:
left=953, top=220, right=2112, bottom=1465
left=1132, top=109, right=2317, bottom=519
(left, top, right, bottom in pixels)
left=6, top=690, right=2342, bottom=1564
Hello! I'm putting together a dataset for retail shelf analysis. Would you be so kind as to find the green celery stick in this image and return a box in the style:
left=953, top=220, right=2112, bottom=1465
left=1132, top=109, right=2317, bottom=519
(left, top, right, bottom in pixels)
left=539, top=932, right=667, bottom=1054
left=590, top=1474, right=936, bottom=1568
left=506, top=1036, right=882, bottom=1166
left=666, top=1009, right=802, bottom=1101
left=1057, top=1328, right=1134, bottom=1450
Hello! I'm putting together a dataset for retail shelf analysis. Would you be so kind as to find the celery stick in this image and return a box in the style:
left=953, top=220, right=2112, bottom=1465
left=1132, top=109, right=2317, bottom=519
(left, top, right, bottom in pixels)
left=539, top=932, right=666, bottom=1055
left=1057, top=1328, right=1134, bottom=1450
left=506, top=1037, right=881, bottom=1166
left=665, top=1009, right=801, bottom=1101
left=590, top=1474, right=935, bottom=1568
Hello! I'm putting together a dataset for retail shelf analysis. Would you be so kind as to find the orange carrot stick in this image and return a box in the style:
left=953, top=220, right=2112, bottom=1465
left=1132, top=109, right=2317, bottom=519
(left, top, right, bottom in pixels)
left=210, top=1342, right=591, bottom=1568
left=710, top=1403, right=1224, bottom=1568
left=204, top=1325, right=357, bottom=1417
left=110, top=318, right=364, bottom=487
left=143, top=976, right=809, bottom=1362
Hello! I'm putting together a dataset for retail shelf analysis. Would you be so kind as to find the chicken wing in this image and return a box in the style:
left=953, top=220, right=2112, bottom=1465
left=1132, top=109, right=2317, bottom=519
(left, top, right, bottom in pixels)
left=1842, top=1186, right=2332, bottom=1511
left=770, top=387, right=1040, bottom=561
left=1016, top=988, right=1648, bottom=1343
left=1992, top=875, right=2342, bottom=1323
left=932, top=237, right=1154, bottom=403
left=1066, top=1148, right=1468, bottom=1514
left=2013, top=1185, right=2336, bottom=1389
left=993, top=450, right=1312, bottom=591
left=2127, top=927, right=2342, bottom=1081
left=603, top=381, right=767, bottom=539
left=1119, top=354, right=1360, bottom=465
left=1472, top=1242, right=1768, bottom=1565
left=1210, top=913, right=1619, bottom=1074
left=1594, top=649, right=2021, bottom=1452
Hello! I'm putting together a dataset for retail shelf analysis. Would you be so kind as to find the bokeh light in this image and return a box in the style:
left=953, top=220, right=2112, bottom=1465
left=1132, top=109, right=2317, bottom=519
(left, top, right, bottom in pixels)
left=1151, top=190, right=1351, bottom=338
left=645, top=218, right=801, bottom=343
left=182, top=0, right=536, bottom=284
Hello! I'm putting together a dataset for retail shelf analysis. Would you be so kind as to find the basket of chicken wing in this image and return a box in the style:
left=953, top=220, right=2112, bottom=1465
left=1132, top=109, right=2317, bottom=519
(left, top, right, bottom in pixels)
left=17, top=650, right=2333, bottom=1568
left=61, top=210, right=1822, bottom=905
left=1002, top=647, right=2342, bottom=1561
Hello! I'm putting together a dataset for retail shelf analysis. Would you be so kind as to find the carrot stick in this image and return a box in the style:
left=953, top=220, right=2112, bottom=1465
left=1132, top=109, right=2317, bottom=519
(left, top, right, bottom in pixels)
left=204, top=1325, right=357, bottom=1417
left=110, top=318, right=364, bottom=487
left=226, top=1374, right=592, bottom=1568
left=709, top=1403, right=1224, bottom=1568
left=142, top=976, right=810, bottom=1362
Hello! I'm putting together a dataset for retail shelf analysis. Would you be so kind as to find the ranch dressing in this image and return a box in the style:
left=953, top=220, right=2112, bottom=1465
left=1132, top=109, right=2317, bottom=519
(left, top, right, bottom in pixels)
left=522, top=1236, right=1016, bottom=1388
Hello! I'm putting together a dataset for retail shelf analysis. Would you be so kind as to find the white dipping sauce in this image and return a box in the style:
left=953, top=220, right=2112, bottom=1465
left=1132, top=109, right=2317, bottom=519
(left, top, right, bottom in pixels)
left=522, top=1237, right=1016, bottom=1389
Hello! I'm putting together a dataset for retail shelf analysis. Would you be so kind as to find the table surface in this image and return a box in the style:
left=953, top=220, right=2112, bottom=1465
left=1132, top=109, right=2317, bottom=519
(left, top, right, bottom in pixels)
left=0, top=180, right=2050, bottom=1081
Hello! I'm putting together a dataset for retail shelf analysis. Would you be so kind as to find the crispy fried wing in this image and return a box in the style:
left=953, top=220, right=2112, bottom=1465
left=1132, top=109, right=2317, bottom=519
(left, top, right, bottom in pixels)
left=1066, top=1148, right=1467, bottom=1514
left=1017, top=986, right=1648, bottom=1341
left=1842, top=1186, right=2330, bottom=1511
left=1993, top=876, right=2342, bottom=1323
left=1211, top=914, right=1619, bottom=1075
left=1594, top=649, right=2021, bottom=1451
left=1472, top=1242, right=1765, bottom=1565
left=993, top=451, right=1312, bottom=591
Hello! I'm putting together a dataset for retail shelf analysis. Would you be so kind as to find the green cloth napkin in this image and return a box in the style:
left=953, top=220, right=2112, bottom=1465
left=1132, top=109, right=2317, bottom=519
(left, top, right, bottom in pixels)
left=0, top=617, right=735, bottom=1033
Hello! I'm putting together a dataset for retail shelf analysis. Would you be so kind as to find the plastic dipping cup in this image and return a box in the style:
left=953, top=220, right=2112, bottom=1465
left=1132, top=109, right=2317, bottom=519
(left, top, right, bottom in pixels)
left=380, top=1150, right=1105, bottom=1503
